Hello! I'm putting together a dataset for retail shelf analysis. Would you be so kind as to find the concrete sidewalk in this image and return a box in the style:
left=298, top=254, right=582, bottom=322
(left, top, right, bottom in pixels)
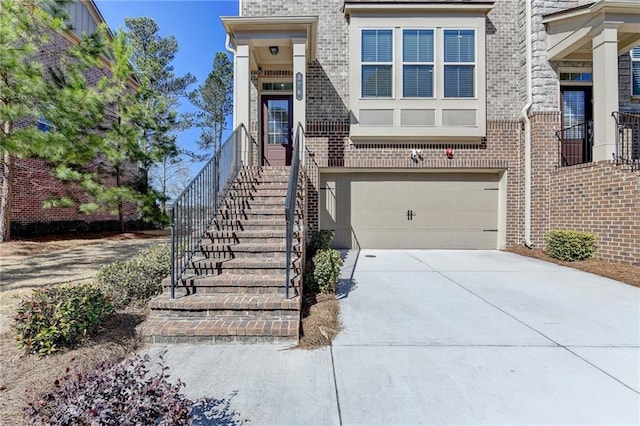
left=145, top=250, right=640, bottom=425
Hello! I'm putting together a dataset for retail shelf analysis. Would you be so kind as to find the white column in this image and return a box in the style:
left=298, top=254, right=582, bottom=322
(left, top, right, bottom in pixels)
left=236, top=42, right=251, bottom=165
left=292, top=38, right=307, bottom=164
left=591, top=24, right=620, bottom=162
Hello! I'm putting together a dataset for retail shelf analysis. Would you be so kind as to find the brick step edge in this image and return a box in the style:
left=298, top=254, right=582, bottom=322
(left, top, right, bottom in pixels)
left=136, top=318, right=299, bottom=343
left=149, top=294, right=301, bottom=311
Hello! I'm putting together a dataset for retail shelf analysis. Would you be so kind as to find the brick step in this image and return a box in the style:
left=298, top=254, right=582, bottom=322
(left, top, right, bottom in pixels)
left=229, top=182, right=289, bottom=190
left=212, top=219, right=287, bottom=231
left=217, top=207, right=287, bottom=217
left=190, top=255, right=296, bottom=272
left=148, top=293, right=300, bottom=318
left=222, top=199, right=286, bottom=209
left=205, top=229, right=289, bottom=243
left=235, top=173, right=291, bottom=182
left=201, top=242, right=290, bottom=254
left=136, top=317, right=299, bottom=344
left=169, top=274, right=288, bottom=295
left=226, top=189, right=288, bottom=198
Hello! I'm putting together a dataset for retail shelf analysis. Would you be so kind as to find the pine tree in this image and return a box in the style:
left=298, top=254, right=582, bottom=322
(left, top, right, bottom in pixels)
left=0, top=0, right=77, bottom=241
left=124, top=17, right=195, bottom=224
left=188, top=52, right=233, bottom=153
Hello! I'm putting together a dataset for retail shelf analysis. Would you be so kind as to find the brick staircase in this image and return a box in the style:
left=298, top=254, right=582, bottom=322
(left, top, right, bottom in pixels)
left=138, top=166, right=304, bottom=344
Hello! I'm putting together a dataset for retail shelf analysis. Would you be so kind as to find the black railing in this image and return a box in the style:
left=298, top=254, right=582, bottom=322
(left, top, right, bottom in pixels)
left=556, top=120, right=593, bottom=167
left=284, top=123, right=304, bottom=299
left=612, top=112, right=640, bottom=171
left=169, top=124, right=255, bottom=298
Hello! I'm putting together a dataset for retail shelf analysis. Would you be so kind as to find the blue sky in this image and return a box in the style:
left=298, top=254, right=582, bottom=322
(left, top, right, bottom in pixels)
left=95, top=0, right=239, bottom=175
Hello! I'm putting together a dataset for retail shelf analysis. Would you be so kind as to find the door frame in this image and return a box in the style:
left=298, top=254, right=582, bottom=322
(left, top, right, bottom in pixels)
left=560, top=85, right=594, bottom=165
left=261, top=94, right=294, bottom=166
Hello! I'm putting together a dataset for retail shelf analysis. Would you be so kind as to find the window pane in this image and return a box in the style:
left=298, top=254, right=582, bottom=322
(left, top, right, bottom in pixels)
left=362, top=29, right=392, bottom=62
left=362, top=65, right=392, bottom=97
left=444, top=65, right=474, bottom=97
left=444, top=29, right=475, bottom=63
left=403, top=65, right=433, bottom=97
left=633, top=62, right=640, bottom=96
left=403, top=29, right=433, bottom=62
left=631, top=46, right=640, bottom=59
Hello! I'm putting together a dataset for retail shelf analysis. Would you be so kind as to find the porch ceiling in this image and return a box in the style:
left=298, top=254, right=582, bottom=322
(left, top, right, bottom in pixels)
left=543, top=0, right=640, bottom=61
left=221, top=16, right=318, bottom=71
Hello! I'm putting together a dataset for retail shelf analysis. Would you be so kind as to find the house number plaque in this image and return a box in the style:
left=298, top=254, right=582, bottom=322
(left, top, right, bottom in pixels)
left=295, top=72, right=303, bottom=100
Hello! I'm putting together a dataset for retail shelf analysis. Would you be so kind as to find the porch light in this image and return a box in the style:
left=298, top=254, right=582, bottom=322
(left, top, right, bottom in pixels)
left=269, top=46, right=279, bottom=56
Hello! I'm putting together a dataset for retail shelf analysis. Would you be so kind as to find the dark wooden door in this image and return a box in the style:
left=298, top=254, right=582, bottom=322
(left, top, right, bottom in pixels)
left=262, top=95, right=293, bottom=166
left=560, top=86, right=593, bottom=165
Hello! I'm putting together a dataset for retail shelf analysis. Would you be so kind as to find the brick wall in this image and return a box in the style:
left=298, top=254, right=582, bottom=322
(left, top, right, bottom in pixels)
left=529, top=111, right=561, bottom=246
left=549, top=162, right=640, bottom=265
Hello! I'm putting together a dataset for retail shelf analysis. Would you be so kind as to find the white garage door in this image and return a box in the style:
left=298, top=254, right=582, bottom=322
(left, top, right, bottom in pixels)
left=320, top=172, right=500, bottom=249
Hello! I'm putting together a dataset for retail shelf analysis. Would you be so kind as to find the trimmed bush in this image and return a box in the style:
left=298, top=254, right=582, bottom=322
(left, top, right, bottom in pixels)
left=312, top=249, right=344, bottom=294
left=96, top=244, right=170, bottom=309
left=25, top=353, right=192, bottom=425
left=308, top=230, right=335, bottom=256
left=13, top=283, right=113, bottom=356
left=544, top=230, right=597, bottom=262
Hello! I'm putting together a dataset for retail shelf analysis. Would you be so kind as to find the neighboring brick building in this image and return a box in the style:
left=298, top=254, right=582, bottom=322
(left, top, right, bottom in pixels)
left=220, top=0, right=640, bottom=265
left=4, top=1, right=138, bottom=237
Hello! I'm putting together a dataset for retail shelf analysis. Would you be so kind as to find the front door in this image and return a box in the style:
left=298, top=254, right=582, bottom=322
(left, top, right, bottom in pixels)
left=262, top=95, right=293, bottom=166
left=560, top=86, right=593, bottom=165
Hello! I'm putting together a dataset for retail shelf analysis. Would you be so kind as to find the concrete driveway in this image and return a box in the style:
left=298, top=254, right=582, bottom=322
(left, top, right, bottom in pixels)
left=146, top=250, right=640, bottom=425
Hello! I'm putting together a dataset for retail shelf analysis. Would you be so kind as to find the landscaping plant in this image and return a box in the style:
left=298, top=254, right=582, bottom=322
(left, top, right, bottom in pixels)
left=13, top=283, right=113, bottom=356
left=308, top=230, right=335, bottom=256
left=544, top=229, right=597, bottom=262
left=96, top=244, right=170, bottom=309
left=312, top=249, right=344, bottom=294
left=25, top=353, right=192, bottom=425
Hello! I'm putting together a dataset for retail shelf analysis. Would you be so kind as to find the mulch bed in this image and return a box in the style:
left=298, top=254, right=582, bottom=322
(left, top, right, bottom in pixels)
left=507, top=246, right=640, bottom=288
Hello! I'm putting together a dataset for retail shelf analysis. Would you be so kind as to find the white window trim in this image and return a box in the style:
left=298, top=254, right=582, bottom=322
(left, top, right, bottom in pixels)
left=401, top=28, right=436, bottom=99
left=442, top=28, right=477, bottom=99
left=361, top=28, right=394, bottom=99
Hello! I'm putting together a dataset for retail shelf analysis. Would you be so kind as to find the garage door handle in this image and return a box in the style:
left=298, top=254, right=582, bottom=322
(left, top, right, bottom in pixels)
left=483, top=229, right=498, bottom=232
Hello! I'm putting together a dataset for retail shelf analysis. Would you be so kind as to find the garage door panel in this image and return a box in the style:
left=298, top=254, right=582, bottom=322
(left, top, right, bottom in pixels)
left=321, top=172, right=500, bottom=249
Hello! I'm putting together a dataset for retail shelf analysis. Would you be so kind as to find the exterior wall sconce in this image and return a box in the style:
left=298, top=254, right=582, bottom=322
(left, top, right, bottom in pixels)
left=446, top=147, right=455, bottom=159
left=269, top=46, right=279, bottom=55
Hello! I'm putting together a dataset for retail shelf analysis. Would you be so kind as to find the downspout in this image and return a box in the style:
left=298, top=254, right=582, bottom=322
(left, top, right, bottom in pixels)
left=521, top=0, right=533, bottom=248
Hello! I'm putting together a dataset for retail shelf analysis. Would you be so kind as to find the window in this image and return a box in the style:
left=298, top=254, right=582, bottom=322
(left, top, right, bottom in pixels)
left=361, top=29, right=393, bottom=97
left=443, top=29, right=475, bottom=98
left=403, top=29, right=434, bottom=98
left=632, top=46, right=640, bottom=97
left=37, top=116, right=55, bottom=132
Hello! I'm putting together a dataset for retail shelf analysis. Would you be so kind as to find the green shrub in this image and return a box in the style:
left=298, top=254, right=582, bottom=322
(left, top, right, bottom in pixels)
left=308, top=230, right=335, bottom=256
left=96, top=244, right=170, bottom=309
left=312, top=249, right=344, bottom=294
left=544, top=229, right=597, bottom=262
left=13, top=283, right=113, bottom=356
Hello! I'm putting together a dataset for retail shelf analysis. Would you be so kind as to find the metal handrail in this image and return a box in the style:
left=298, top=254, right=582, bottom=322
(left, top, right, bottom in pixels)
left=612, top=111, right=640, bottom=171
left=169, top=124, right=253, bottom=298
left=284, top=123, right=304, bottom=299
left=555, top=120, right=593, bottom=167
